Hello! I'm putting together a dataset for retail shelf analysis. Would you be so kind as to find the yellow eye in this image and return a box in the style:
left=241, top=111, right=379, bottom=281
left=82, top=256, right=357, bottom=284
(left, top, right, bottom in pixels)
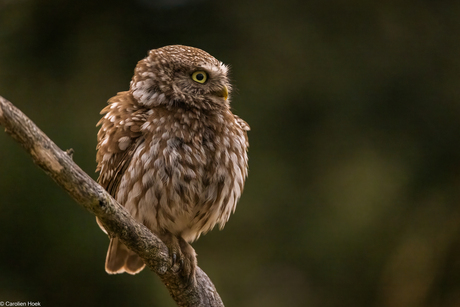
left=191, top=71, right=208, bottom=83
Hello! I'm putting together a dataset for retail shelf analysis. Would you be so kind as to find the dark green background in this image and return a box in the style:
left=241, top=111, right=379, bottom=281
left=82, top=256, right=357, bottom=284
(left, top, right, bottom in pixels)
left=1, top=0, right=460, bottom=306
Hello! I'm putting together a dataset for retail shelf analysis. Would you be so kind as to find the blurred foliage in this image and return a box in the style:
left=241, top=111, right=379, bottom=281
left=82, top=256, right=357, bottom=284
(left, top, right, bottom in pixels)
left=1, top=0, right=460, bottom=306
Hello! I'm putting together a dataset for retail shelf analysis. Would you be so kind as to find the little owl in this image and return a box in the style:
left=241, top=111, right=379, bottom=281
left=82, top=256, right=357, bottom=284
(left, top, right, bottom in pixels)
left=95, top=45, right=249, bottom=280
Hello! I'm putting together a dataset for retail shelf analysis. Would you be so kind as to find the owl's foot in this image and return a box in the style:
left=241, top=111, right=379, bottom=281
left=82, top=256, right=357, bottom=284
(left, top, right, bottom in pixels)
left=160, top=231, right=197, bottom=283
left=178, top=236, right=197, bottom=281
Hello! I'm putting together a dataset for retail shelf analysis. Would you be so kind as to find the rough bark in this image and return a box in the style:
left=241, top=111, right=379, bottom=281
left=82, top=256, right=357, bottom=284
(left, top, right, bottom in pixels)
left=0, top=96, right=224, bottom=307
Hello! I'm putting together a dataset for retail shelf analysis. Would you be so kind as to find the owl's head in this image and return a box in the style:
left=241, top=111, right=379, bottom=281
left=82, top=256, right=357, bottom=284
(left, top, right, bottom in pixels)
left=130, top=45, right=231, bottom=110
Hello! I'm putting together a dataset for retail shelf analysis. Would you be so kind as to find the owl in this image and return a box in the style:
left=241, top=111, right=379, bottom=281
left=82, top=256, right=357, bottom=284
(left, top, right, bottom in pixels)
left=95, top=45, right=249, bottom=280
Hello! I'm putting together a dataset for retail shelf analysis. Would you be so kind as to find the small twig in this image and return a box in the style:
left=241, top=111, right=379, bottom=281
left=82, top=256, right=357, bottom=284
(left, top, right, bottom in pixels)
left=0, top=95, right=224, bottom=307
left=65, top=148, right=74, bottom=159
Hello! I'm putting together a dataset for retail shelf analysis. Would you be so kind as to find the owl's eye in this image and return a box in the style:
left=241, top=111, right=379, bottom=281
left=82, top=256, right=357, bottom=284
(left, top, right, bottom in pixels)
left=191, top=71, right=208, bottom=84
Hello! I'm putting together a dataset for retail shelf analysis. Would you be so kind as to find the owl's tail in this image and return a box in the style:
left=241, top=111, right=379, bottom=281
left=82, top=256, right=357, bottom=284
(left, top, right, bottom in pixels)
left=105, top=237, right=145, bottom=275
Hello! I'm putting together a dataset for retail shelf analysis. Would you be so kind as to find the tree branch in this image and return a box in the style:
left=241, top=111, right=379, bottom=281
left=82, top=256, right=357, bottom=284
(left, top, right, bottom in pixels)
left=0, top=95, right=224, bottom=307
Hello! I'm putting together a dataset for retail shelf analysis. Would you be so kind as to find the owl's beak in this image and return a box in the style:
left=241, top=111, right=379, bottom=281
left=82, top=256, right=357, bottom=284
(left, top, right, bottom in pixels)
left=215, top=85, right=228, bottom=100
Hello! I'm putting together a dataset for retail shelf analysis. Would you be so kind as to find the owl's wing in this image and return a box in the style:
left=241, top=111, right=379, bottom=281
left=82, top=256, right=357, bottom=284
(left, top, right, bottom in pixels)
left=234, top=115, right=250, bottom=146
left=101, top=138, right=144, bottom=197
left=234, top=115, right=250, bottom=132
left=96, top=92, right=146, bottom=197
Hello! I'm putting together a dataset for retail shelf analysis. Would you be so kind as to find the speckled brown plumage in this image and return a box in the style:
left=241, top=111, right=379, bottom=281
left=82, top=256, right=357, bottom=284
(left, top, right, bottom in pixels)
left=95, top=45, right=249, bottom=280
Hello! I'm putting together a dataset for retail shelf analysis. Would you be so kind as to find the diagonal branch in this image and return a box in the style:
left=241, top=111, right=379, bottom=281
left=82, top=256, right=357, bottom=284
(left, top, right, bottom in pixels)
left=0, top=95, right=224, bottom=307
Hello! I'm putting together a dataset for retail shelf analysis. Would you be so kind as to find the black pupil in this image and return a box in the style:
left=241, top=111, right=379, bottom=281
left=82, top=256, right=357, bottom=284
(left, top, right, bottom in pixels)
left=196, top=73, right=204, bottom=81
